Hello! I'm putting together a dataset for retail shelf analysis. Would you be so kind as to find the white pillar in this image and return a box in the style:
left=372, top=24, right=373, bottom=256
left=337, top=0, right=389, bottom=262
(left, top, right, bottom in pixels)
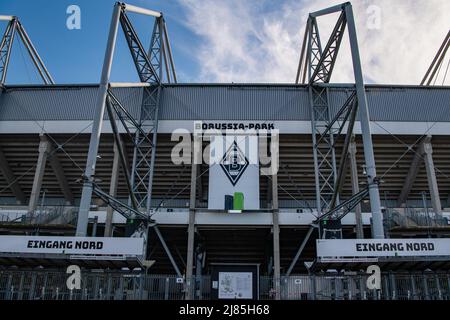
left=186, top=134, right=201, bottom=299
left=28, top=135, right=50, bottom=214
left=422, top=140, right=442, bottom=215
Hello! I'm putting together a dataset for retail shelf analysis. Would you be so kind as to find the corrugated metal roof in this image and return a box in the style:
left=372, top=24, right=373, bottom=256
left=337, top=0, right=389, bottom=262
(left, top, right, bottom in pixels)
left=159, top=85, right=310, bottom=120
left=1, top=84, right=450, bottom=122
left=328, top=86, right=450, bottom=122
left=0, top=86, right=143, bottom=121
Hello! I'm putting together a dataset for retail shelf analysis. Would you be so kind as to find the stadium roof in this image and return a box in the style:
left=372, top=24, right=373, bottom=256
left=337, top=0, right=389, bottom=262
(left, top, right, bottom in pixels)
left=1, top=84, right=450, bottom=122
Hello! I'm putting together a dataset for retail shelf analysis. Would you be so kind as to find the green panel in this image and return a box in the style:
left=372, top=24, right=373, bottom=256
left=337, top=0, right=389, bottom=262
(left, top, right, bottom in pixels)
left=233, top=192, right=244, bottom=210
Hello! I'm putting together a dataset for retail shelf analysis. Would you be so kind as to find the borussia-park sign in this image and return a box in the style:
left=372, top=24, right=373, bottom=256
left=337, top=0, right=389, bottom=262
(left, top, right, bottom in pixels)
left=0, top=236, right=144, bottom=256
left=316, top=238, right=450, bottom=258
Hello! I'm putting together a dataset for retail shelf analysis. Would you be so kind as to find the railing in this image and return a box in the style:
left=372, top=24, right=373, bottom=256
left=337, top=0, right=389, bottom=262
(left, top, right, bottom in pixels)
left=384, top=208, right=449, bottom=230
left=0, top=206, right=78, bottom=225
left=0, top=209, right=27, bottom=223
left=407, top=208, right=449, bottom=227
left=1, top=270, right=449, bottom=300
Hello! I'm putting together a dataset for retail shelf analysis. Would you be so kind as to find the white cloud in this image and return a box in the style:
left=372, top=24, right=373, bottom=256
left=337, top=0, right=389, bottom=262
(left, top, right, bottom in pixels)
left=179, top=0, right=450, bottom=84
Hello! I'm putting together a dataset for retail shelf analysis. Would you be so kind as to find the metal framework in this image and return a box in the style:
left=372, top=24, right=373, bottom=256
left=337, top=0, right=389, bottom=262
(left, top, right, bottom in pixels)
left=0, top=15, right=54, bottom=85
left=76, top=2, right=177, bottom=237
left=421, top=30, right=450, bottom=86
left=73, top=1, right=181, bottom=277
left=295, top=2, right=384, bottom=238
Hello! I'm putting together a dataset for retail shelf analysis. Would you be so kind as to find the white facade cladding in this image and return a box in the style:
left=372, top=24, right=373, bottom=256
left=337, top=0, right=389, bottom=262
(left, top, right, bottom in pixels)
left=208, top=134, right=260, bottom=210
left=317, top=238, right=450, bottom=258
left=5, top=119, right=450, bottom=135
left=0, top=235, right=144, bottom=256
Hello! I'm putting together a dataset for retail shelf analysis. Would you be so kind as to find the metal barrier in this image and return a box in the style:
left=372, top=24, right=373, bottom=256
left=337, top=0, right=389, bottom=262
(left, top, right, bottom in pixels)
left=260, top=272, right=450, bottom=300
left=385, top=208, right=449, bottom=230
left=0, top=271, right=186, bottom=300
left=1, top=270, right=450, bottom=300
left=0, top=206, right=78, bottom=225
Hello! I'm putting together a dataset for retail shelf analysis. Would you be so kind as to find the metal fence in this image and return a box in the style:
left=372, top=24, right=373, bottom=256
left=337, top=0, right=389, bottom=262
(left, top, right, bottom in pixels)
left=1, top=270, right=449, bottom=300
left=0, top=271, right=185, bottom=300
left=260, top=272, right=450, bottom=300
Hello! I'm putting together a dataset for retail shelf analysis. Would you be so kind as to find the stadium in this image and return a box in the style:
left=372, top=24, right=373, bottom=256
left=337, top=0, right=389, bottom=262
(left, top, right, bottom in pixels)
left=0, top=1, right=450, bottom=300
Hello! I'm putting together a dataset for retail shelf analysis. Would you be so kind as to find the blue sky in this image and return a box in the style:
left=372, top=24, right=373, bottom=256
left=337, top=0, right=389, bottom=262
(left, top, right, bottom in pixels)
left=1, top=0, right=449, bottom=85
left=0, top=0, right=201, bottom=84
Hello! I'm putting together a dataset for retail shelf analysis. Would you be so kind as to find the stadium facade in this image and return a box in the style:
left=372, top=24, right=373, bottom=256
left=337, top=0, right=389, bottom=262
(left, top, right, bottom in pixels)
left=0, top=2, right=450, bottom=300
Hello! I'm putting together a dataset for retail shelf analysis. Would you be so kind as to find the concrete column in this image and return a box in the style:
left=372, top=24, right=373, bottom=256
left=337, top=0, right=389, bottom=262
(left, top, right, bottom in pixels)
left=259, top=136, right=272, bottom=208
left=349, top=137, right=364, bottom=238
left=422, top=140, right=442, bottom=215
left=266, top=175, right=272, bottom=208
left=272, top=179, right=281, bottom=300
left=397, top=144, right=424, bottom=206
left=272, top=170, right=281, bottom=300
left=0, top=146, right=26, bottom=204
left=47, top=145, right=74, bottom=205
left=186, top=134, right=201, bottom=299
left=28, top=134, right=50, bottom=214
left=104, top=142, right=120, bottom=237
left=397, top=136, right=436, bottom=207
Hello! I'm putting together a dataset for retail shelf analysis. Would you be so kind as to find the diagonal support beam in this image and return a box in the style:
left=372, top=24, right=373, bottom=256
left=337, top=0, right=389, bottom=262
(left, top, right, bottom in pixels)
left=76, top=3, right=122, bottom=236
left=0, top=146, right=26, bottom=204
left=0, top=16, right=54, bottom=85
left=295, top=19, right=310, bottom=84
left=421, top=30, right=450, bottom=86
left=397, top=136, right=431, bottom=206
left=15, top=21, right=54, bottom=84
left=153, top=225, right=182, bottom=278
left=315, top=91, right=356, bottom=145
left=0, top=19, right=16, bottom=84
left=29, top=135, right=74, bottom=212
left=422, top=138, right=442, bottom=215
left=345, top=3, right=384, bottom=238
left=91, top=181, right=151, bottom=221
left=28, top=134, right=51, bottom=213
left=309, top=11, right=347, bottom=84
left=47, top=144, right=74, bottom=205
left=349, top=136, right=364, bottom=238
left=317, top=185, right=370, bottom=223
left=106, top=95, right=139, bottom=210
left=119, top=10, right=160, bottom=84
left=105, top=142, right=120, bottom=237
left=286, top=225, right=314, bottom=276
left=162, top=21, right=177, bottom=83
